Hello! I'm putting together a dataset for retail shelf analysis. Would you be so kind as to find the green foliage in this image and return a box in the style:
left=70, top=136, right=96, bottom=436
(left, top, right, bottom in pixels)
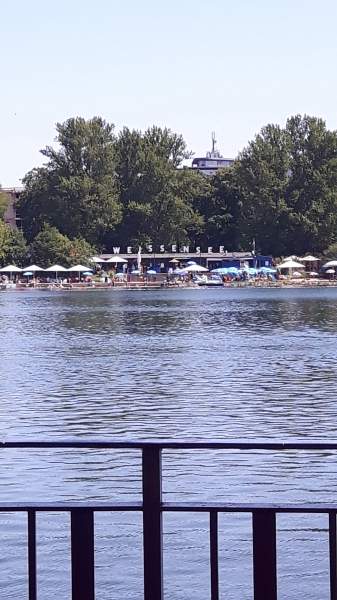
left=11, top=113, right=337, bottom=261
left=205, top=115, right=337, bottom=255
left=0, top=221, right=28, bottom=266
left=111, top=127, right=201, bottom=246
left=283, top=115, right=337, bottom=254
left=30, top=224, right=96, bottom=267
left=0, top=189, right=9, bottom=220
left=68, top=237, right=96, bottom=266
left=18, top=117, right=121, bottom=243
left=194, top=167, right=243, bottom=250
left=30, top=224, right=73, bottom=267
left=322, top=242, right=337, bottom=259
left=233, top=122, right=291, bottom=255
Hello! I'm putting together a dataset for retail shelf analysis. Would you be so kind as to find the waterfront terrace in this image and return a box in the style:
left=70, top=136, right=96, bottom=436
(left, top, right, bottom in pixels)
left=99, top=251, right=273, bottom=271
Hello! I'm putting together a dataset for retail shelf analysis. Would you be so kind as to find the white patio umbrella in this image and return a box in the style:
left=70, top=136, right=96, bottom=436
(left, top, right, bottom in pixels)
left=106, top=256, right=127, bottom=264
left=68, top=264, right=91, bottom=271
left=23, top=264, right=43, bottom=272
left=45, top=265, right=67, bottom=272
left=0, top=265, right=22, bottom=281
left=173, top=268, right=188, bottom=275
left=323, top=260, right=337, bottom=268
left=184, top=264, right=208, bottom=272
left=277, top=260, right=305, bottom=278
left=0, top=265, right=22, bottom=273
left=22, top=264, right=43, bottom=281
left=277, top=260, right=305, bottom=269
left=45, top=265, right=67, bottom=281
left=169, top=258, right=180, bottom=264
left=299, top=255, right=319, bottom=262
left=91, top=256, right=107, bottom=264
left=67, top=265, right=92, bottom=280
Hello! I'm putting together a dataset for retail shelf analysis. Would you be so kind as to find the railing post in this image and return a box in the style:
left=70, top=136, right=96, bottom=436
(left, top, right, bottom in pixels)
left=142, top=445, right=163, bottom=600
left=28, top=510, right=37, bottom=600
left=330, top=512, right=337, bottom=600
left=210, top=511, right=219, bottom=600
left=71, top=509, right=95, bottom=600
left=252, top=510, right=277, bottom=600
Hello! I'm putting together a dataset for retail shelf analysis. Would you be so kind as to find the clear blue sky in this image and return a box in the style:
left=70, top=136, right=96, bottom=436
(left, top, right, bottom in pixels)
left=2, top=0, right=337, bottom=186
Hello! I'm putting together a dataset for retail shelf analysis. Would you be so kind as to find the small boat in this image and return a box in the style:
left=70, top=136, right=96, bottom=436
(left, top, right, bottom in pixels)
left=194, top=275, right=223, bottom=287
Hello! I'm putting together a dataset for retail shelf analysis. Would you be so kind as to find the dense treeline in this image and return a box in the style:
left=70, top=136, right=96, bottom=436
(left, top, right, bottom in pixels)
left=2, top=113, right=337, bottom=266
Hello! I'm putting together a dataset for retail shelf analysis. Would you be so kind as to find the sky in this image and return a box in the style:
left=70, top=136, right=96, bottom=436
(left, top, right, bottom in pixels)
left=2, top=0, right=337, bottom=186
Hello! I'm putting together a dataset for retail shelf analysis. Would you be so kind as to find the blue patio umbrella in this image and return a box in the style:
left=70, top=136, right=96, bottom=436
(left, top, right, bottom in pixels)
left=259, top=267, right=277, bottom=274
left=147, top=270, right=157, bottom=275
left=211, top=268, right=228, bottom=274
left=173, top=268, right=187, bottom=275
left=227, top=267, right=239, bottom=274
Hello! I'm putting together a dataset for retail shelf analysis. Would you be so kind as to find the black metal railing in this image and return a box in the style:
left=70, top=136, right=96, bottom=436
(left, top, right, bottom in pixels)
left=2, top=439, right=337, bottom=600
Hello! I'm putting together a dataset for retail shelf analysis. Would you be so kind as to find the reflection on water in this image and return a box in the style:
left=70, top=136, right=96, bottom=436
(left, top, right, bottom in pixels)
left=1, top=288, right=337, bottom=599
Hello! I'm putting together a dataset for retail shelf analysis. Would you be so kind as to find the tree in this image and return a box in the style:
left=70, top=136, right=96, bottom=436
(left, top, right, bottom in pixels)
left=142, top=126, right=191, bottom=167
left=172, top=168, right=206, bottom=246
left=30, top=224, right=72, bottom=267
left=111, top=126, right=201, bottom=246
left=322, top=241, right=337, bottom=259
left=284, top=115, right=337, bottom=254
left=18, top=117, right=121, bottom=244
left=194, top=167, right=243, bottom=250
left=230, top=115, right=337, bottom=255
left=30, top=224, right=96, bottom=267
left=0, top=221, right=28, bottom=266
left=68, top=237, right=96, bottom=265
left=234, top=123, right=291, bottom=255
left=0, top=188, right=9, bottom=220
left=17, top=112, right=337, bottom=258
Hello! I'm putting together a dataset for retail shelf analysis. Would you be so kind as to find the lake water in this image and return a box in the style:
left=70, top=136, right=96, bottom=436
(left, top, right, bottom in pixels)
left=1, top=287, right=337, bottom=599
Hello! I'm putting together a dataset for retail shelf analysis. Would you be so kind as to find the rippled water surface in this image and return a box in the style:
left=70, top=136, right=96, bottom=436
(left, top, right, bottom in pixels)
left=1, top=287, right=337, bottom=599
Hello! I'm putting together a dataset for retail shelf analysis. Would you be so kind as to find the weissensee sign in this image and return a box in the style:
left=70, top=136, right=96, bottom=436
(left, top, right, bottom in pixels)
left=110, top=245, right=233, bottom=254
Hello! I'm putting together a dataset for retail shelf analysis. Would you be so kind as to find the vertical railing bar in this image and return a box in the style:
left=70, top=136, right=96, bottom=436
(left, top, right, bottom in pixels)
left=252, top=510, right=277, bottom=600
left=210, top=511, right=219, bottom=600
left=71, top=509, right=95, bottom=600
left=28, top=510, right=37, bottom=600
left=330, top=512, right=337, bottom=600
left=142, top=445, right=163, bottom=600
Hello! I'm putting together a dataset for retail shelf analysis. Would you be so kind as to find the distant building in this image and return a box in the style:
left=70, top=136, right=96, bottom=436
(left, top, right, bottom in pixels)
left=99, top=250, right=273, bottom=273
left=191, top=132, right=234, bottom=176
left=2, top=188, right=23, bottom=229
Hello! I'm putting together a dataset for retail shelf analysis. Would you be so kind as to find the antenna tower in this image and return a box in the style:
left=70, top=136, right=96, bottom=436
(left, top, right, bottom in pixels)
left=211, top=131, right=216, bottom=153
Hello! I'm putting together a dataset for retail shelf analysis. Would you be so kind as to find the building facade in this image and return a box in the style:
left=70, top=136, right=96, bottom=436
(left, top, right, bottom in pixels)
left=100, top=250, right=273, bottom=273
left=2, top=187, right=22, bottom=229
left=191, top=132, right=234, bottom=176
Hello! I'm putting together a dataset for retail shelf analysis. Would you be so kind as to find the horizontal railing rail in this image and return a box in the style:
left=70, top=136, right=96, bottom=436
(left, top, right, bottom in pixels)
left=2, top=439, right=337, bottom=600
left=4, top=438, right=337, bottom=448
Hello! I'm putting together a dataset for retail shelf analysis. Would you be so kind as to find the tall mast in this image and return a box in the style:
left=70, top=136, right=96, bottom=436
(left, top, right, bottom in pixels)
left=211, top=131, right=216, bottom=154
left=206, top=132, right=223, bottom=159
